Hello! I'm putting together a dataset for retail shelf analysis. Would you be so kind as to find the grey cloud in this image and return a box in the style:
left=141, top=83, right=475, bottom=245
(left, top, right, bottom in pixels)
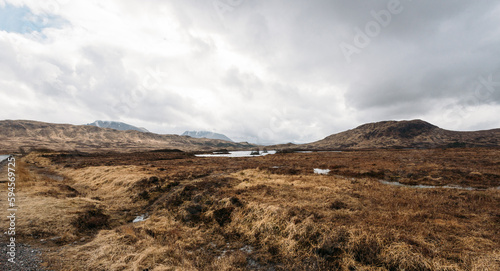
left=2, top=0, right=500, bottom=143
left=222, top=67, right=264, bottom=99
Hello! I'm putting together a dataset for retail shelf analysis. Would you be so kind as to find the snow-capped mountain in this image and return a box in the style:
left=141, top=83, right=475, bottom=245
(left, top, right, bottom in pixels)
left=87, top=120, right=149, bottom=133
left=182, top=131, right=233, bottom=142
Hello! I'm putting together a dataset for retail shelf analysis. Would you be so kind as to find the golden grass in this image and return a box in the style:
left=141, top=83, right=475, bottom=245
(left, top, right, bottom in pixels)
left=2, top=150, right=499, bottom=270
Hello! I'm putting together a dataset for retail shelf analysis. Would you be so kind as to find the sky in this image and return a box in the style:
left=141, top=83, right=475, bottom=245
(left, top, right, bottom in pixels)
left=1, top=0, right=500, bottom=144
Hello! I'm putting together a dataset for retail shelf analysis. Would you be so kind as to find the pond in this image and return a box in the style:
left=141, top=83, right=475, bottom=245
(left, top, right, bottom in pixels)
left=195, top=150, right=276, bottom=158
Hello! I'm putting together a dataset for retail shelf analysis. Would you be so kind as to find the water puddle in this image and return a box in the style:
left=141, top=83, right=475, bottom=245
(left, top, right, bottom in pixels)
left=195, top=150, right=276, bottom=158
left=378, top=180, right=496, bottom=191
left=132, top=214, right=149, bottom=223
left=240, top=245, right=254, bottom=253
left=378, top=180, right=437, bottom=189
left=314, top=168, right=331, bottom=175
left=0, top=155, right=11, bottom=162
left=0, top=155, right=12, bottom=173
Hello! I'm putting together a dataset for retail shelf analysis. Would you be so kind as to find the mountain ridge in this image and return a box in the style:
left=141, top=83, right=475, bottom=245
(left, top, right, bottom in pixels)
left=182, top=131, right=233, bottom=142
left=87, top=120, right=149, bottom=133
left=1, top=119, right=499, bottom=153
left=302, top=119, right=500, bottom=149
left=0, top=120, right=254, bottom=153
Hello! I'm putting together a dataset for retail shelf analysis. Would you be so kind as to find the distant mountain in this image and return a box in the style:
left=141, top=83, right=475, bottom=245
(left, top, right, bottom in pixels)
left=0, top=120, right=255, bottom=153
left=87, top=120, right=149, bottom=133
left=302, top=119, right=500, bottom=149
left=182, top=131, right=233, bottom=142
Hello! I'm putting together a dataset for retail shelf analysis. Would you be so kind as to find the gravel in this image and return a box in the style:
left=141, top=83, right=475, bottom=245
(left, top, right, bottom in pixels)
left=1, top=242, right=46, bottom=271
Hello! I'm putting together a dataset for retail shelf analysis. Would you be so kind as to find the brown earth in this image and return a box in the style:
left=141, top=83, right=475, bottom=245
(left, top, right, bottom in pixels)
left=1, top=148, right=499, bottom=270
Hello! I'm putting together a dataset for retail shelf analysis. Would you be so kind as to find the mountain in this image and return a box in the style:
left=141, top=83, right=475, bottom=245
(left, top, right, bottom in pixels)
left=182, top=131, right=233, bottom=142
left=303, top=119, right=500, bottom=149
left=3, top=119, right=499, bottom=153
left=0, top=120, right=255, bottom=153
left=87, top=120, right=149, bottom=133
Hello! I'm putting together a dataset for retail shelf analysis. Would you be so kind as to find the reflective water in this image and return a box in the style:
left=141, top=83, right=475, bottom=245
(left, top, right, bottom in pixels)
left=132, top=214, right=148, bottom=223
left=378, top=180, right=497, bottom=191
left=195, top=150, right=276, bottom=158
left=314, top=168, right=331, bottom=175
left=0, top=155, right=10, bottom=162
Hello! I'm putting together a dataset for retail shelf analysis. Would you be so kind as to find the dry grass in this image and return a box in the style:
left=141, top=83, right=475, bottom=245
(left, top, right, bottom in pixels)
left=1, top=155, right=105, bottom=243
left=1, top=149, right=499, bottom=270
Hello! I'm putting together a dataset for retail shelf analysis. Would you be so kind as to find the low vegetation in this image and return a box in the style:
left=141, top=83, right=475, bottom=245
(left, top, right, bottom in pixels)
left=1, top=148, right=499, bottom=270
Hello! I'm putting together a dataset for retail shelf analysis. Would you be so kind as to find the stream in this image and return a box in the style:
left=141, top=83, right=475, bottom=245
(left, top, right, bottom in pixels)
left=0, top=155, right=11, bottom=162
left=378, top=179, right=499, bottom=191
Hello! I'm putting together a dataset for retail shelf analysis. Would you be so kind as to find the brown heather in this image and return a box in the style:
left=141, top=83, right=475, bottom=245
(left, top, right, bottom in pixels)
left=1, top=148, right=499, bottom=270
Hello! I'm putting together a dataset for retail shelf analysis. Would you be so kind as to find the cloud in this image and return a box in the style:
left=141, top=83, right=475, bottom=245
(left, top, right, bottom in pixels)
left=1, top=0, right=500, bottom=144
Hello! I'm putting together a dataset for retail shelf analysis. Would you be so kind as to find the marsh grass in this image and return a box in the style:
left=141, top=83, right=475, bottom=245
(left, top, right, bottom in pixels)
left=2, top=150, right=498, bottom=270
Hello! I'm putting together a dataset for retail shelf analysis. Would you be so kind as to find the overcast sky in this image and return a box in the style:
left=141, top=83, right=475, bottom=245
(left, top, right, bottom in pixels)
left=1, top=0, right=500, bottom=144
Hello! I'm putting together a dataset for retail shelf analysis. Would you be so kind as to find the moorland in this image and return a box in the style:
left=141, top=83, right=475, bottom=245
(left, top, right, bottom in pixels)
left=1, top=147, right=499, bottom=270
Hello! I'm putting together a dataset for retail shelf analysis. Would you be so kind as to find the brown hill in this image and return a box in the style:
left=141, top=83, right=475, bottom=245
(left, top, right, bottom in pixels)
left=0, top=120, right=254, bottom=153
left=303, top=119, right=500, bottom=149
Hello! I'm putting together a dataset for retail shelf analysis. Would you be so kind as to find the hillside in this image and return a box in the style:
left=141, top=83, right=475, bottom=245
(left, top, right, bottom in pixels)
left=182, top=131, right=233, bottom=142
left=303, top=119, right=500, bottom=149
left=0, top=120, right=254, bottom=153
left=87, top=120, right=149, bottom=132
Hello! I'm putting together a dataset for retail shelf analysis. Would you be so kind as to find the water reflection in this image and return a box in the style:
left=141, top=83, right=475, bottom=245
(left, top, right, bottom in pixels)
left=195, top=150, right=276, bottom=158
left=378, top=180, right=496, bottom=191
